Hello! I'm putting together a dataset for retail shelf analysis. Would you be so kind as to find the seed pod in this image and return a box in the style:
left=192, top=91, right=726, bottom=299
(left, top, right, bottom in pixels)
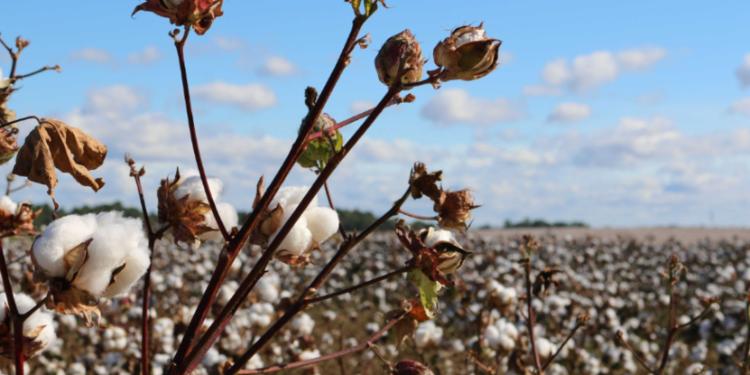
left=433, top=24, right=501, bottom=81
left=375, top=30, right=424, bottom=87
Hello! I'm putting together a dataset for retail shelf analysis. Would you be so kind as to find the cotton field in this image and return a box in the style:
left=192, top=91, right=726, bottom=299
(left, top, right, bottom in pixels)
left=2, top=229, right=749, bottom=374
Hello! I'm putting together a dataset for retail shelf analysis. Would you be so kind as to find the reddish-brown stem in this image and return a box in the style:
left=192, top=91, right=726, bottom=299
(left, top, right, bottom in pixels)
left=398, top=209, right=438, bottom=221
left=182, top=88, right=402, bottom=373
left=541, top=319, right=584, bottom=371
left=0, top=34, right=19, bottom=78
left=173, top=27, right=230, bottom=241
left=12, top=65, right=59, bottom=81
left=236, top=310, right=408, bottom=374
left=523, top=258, right=544, bottom=375
left=169, top=16, right=368, bottom=373
left=305, top=265, right=412, bottom=305
left=0, top=242, right=25, bottom=375
left=305, top=97, right=400, bottom=142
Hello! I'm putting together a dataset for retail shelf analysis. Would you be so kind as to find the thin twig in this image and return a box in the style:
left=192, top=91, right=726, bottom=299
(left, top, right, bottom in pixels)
left=173, top=26, right=229, bottom=241
left=0, top=242, right=25, bottom=375
left=541, top=320, right=584, bottom=371
left=305, top=97, right=401, bottom=142
left=0, top=115, right=43, bottom=129
left=169, top=16, right=369, bottom=373
left=304, top=265, right=412, bottom=305
left=12, top=65, right=60, bottom=81
left=398, top=209, right=438, bottom=221
left=616, top=331, right=655, bottom=373
left=522, top=258, right=544, bottom=374
left=237, top=310, right=408, bottom=374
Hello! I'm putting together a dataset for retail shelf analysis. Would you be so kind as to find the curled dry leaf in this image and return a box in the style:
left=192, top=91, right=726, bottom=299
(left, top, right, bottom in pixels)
left=12, top=118, right=107, bottom=203
left=133, top=0, right=224, bottom=35
left=0, top=126, right=19, bottom=165
left=409, top=162, right=478, bottom=230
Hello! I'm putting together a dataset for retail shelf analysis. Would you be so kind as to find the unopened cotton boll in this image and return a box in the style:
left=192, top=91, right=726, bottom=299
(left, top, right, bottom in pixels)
left=0, top=293, right=57, bottom=359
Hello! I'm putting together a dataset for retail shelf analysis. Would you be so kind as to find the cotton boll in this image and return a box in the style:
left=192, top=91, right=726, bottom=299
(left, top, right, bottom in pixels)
left=245, top=354, right=264, bottom=370
left=536, top=337, right=555, bottom=358
left=73, top=212, right=149, bottom=297
left=423, top=227, right=456, bottom=247
left=414, top=320, right=443, bottom=348
left=256, top=273, right=280, bottom=302
left=173, top=175, right=223, bottom=203
left=298, top=349, right=320, bottom=361
left=271, top=186, right=318, bottom=210
left=200, top=202, right=238, bottom=241
left=0, top=195, right=17, bottom=213
left=291, top=313, right=315, bottom=335
left=32, top=214, right=98, bottom=277
left=0, top=293, right=57, bottom=355
left=272, top=204, right=312, bottom=256
left=305, top=207, right=339, bottom=244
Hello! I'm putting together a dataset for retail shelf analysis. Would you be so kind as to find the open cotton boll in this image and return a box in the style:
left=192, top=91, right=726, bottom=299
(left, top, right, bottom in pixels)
left=32, top=214, right=98, bottom=277
left=536, top=337, right=556, bottom=358
left=174, top=175, right=224, bottom=203
left=415, top=320, right=444, bottom=348
left=271, top=186, right=318, bottom=210
left=0, top=293, right=57, bottom=354
left=423, top=227, right=457, bottom=247
left=271, top=204, right=312, bottom=256
left=291, top=313, right=315, bottom=335
left=200, top=202, right=238, bottom=241
left=0, top=195, right=17, bottom=214
left=304, top=206, right=339, bottom=244
left=73, top=212, right=149, bottom=297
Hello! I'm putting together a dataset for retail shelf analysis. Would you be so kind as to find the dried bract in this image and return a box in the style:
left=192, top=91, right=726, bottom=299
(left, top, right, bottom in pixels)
left=0, top=127, right=19, bottom=165
left=0, top=195, right=39, bottom=236
left=132, top=0, right=224, bottom=35
left=433, top=24, right=501, bottom=82
left=12, top=118, right=107, bottom=202
left=392, top=359, right=435, bottom=375
left=409, top=162, right=478, bottom=230
left=375, top=30, right=424, bottom=87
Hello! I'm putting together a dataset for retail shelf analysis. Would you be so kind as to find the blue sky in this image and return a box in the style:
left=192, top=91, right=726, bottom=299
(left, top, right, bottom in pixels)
left=2, top=1, right=750, bottom=227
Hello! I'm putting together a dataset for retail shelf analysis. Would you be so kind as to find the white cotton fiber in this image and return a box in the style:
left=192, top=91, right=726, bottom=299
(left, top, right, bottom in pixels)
left=272, top=204, right=312, bottom=256
left=304, top=207, right=339, bottom=244
left=423, top=227, right=457, bottom=247
left=0, top=293, right=56, bottom=352
left=174, top=175, right=224, bottom=203
left=32, top=214, right=98, bottom=277
left=536, top=337, right=556, bottom=358
left=0, top=195, right=17, bottom=214
left=415, top=320, right=444, bottom=348
left=484, top=318, right=518, bottom=351
left=291, top=313, right=315, bottom=335
left=200, top=202, right=239, bottom=241
left=271, top=186, right=318, bottom=210
left=74, top=212, right=148, bottom=297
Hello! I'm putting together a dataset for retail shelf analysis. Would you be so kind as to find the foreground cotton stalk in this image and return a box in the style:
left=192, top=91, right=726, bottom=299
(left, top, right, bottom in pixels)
left=158, top=169, right=238, bottom=244
left=31, top=211, right=150, bottom=323
left=256, top=186, right=340, bottom=266
left=0, top=293, right=56, bottom=363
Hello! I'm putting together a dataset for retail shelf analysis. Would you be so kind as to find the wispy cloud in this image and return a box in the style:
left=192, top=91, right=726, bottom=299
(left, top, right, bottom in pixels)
left=421, top=89, right=524, bottom=126
left=737, top=53, right=750, bottom=88
left=547, top=102, right=591, bottom=123
left=258, top=56, right=296, bottom=77
left=193, top=82, right=276, bottom=111
left=70, top=48, right=113, bottom=64
left=128, top=46, right=162, bottom=65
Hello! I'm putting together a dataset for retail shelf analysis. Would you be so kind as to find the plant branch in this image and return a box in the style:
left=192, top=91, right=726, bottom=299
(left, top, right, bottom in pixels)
left=305, top=96, right=404, bottom=142
left=398, top=209, right=437, bottom=221
left=173, top=26, right=230, bottom=241
left=522, top=258, right=544, bottom=375
left=0, top=242, right=25, bottom=375
left=743, top=294, right=750, bottom=373
left=616, top=331, right=655, bottom=373
left=0, top=115, right=42, bottom=129
left=541, top=319, right=585, bottom=371
left=12, top=65, right=60, bottom=81
left=305, top=265, right=412, bottom=305
left=169, top=16, right=369, bottom=373
left=183, top=87, right=401, bottom=373
left=236, top=310, right=408, bottom=374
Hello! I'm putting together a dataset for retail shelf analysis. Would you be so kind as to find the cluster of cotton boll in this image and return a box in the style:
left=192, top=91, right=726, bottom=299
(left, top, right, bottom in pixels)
left=267, top=186, right=339, bottom=264
left=7, top=225, right=750, bottom=373
left=31, top=212, right=149, bottom=304
left=171, top=172, right=238, bottom=242
left=0, top=292, right=56, bottom=360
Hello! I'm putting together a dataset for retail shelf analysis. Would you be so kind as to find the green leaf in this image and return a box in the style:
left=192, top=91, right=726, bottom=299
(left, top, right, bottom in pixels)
left=350, top=0, right=361, bottom=15
left=408, top=269, right=443, bottom=319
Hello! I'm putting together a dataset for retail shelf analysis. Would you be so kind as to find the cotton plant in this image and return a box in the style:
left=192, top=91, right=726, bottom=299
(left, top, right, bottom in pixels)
left=255, top=186, right=340, bottom=266
left=31, top=211, right=150, bottom=322
left=0, top=293, right=56, bottom=364
left=0, top=195, right=37, bottom=236
left=157, top=169, right=238, bottom=245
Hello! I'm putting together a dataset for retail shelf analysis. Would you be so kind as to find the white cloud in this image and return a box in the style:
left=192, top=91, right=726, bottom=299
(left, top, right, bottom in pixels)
left=547, top=102, right=591, bottom=123
left=349, top=100, right=374, bottom=114
left=213, top=36, right=247, bottom=52
left=70, top=48, right=113, bottom=64
left=193, top=82, right=276, bottom=111
left=128, top=46, right=161, bottom=65
left=258, top=56, right=296, bottom=77
left=616, top=47, right=667, bottom=70
left=737, top=54, right=750, bottom=88
left=421, top=89, right=524, bottom=126
left=530, top=47, right=666, bottom=95
left=728, top=97, right=750, bottom=116
left=84, top=85, right=147, bottom=115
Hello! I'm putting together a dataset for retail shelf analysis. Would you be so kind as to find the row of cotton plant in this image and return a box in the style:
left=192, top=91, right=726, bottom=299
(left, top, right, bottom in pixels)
left=0, top=0, right=505, bottom=374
